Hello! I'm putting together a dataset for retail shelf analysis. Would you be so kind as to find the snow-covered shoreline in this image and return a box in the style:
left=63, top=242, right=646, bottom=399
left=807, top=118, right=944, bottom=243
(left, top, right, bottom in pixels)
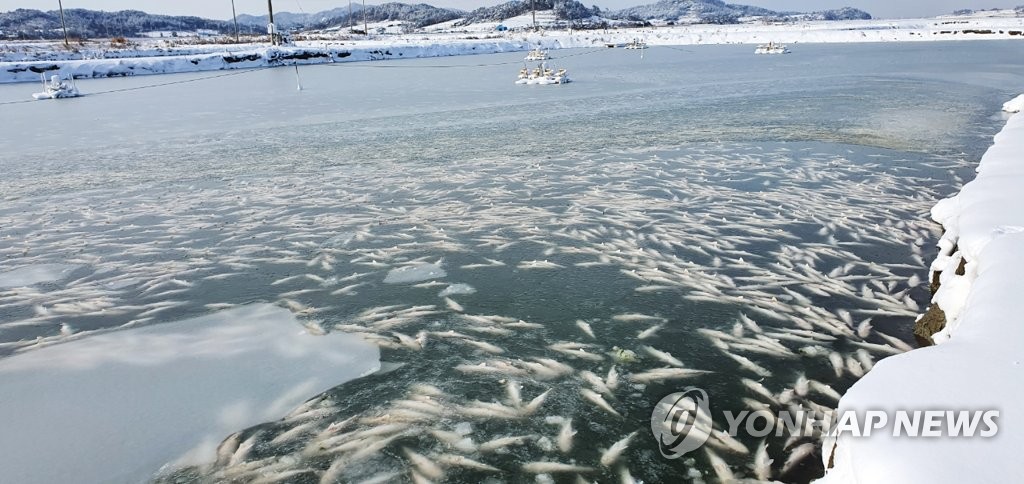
left=3, top=13, right=1023, bottom=84
left=817, top=98, right=1024, bottom=483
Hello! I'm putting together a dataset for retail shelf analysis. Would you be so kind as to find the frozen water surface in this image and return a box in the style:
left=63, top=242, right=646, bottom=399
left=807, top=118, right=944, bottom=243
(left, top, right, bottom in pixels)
left=0, top=303, right=379, bottom=484
left=0, top=42, right=1023, bottom=483
left=0, top=263, right=82, bottom=288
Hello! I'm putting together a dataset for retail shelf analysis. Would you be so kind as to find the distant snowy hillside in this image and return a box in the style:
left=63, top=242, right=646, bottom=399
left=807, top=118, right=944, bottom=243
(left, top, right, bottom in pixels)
left=0, top=1, right=874, bottom=39
left=457, top=0, right=600, bottom=24
left=610, top=0, right=870, bottom=24
left=238, top=3, right=464, bottom=30
left=0, top=8, right=261, bottom=39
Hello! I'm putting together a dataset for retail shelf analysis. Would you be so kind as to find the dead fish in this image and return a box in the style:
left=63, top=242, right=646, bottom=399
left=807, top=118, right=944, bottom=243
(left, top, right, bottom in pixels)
left=725, top=352, right=772, bottom=378
left=606, top=365, right=620, bottom=390
left=600, top=431, right=637, bottom=467
left=637, top=324, right=663, bottom=340
left=479, top=435, right=533, bottom=453
left=581, top=388, right=622, bottom=418
left=752, top=439, right=774, bottom=480
left=521, top=462, right=595, bottom=473
left=704, top=447, right=735, bottom=482
left=404, top=448, right=444, bottom=480
left=436, top=454, right=500, bottom=472
left=828, top=351, right=845, bottom=378
left=524, top=389, right=551, bottom=415
left=557, top=418, right=576, bottom=453
left=612, top=313, right=666, bottom=323
left=576, top=320, right=596, bottom=339
left=444, top=297, right=464, bottom=313
left=782, top=442, right=816, bottom=475
left=628, top=367, right=711, bottom=383
left=580, top=370, right=614, bottom=397
left=642, top=345, right=685, bottom=367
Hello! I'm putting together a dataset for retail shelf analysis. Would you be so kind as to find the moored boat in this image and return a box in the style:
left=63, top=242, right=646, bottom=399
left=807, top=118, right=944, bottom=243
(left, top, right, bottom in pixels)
left=515, top=63, right=570, bottom=85
left=623, top=39, right=648, bottom=50
left=754, top=42, right=790, bottom=54
left=32, top=74, right=81, bottom=100
left=525, top=48, right=550, bottom=61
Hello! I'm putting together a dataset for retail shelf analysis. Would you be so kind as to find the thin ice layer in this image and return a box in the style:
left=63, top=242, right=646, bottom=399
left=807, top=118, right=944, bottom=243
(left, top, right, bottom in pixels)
left=0, top=303, right=380, bottom=484
left=0, top=263, right=82, bottom=288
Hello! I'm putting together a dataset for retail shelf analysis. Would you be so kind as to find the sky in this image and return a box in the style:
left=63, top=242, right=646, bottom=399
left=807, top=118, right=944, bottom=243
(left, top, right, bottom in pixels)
left=1, top=0, right=1018, bottom=20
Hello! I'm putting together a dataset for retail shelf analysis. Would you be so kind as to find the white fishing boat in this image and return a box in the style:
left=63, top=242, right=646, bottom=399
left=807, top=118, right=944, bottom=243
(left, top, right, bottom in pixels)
left=623, top=39, right=648, bottom=50
left=754, top=42, right=790, bottom=54
left=32, top=74, right=81, bottom=100
left=515, top=63, right=570, bottom=85
left=524, top=48, right=550, bottom=61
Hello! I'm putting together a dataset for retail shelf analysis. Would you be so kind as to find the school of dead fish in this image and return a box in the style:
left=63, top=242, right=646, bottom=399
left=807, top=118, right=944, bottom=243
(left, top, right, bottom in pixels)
left=0, top=141, right=968, bottom=483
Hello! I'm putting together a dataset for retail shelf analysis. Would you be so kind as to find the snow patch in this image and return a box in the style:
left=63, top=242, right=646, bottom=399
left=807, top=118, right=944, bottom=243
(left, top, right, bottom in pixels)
left=1003, top=94, right=1024, bottom=113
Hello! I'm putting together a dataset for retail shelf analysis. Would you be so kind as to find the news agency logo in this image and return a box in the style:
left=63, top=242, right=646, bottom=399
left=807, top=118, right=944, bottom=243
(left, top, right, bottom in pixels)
left=651, top=387, right=1000, bottom=460
left=651, top=387, right=712, bottom=459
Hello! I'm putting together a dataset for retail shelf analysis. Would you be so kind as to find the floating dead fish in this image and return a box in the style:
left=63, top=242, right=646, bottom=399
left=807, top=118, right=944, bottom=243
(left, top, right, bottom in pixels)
left=521, top=462, right=595, bottom=474
left=629, top=367, right=711, bottom=383
left=600, top=431, right=637, bottom=467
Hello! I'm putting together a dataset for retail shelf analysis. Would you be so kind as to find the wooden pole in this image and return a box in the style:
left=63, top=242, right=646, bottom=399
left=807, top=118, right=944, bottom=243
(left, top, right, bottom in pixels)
left=363, top=0, right=367, bottom=36
left=57, top=0, right=70, bottom=48
left=349, top=0, right=352, bottom=33
left=231, top=0, right=239, bottom=42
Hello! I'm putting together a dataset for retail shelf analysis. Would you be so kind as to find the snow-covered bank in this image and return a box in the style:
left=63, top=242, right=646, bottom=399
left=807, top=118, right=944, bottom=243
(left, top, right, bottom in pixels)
left=817, top=100, right=1024, bottom=483
left=0, top=303, right=380, bottom=484
left=3, top=13, right=1024, bottom=84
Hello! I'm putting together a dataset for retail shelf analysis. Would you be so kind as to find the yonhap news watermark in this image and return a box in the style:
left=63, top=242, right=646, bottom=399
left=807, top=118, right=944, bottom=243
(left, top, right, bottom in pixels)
left=652, top=387, right=999, bottom=458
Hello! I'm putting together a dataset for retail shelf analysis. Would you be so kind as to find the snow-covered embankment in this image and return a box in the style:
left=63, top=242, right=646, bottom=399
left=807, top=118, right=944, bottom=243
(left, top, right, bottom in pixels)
left=817, top=96, right=1024, bottom=483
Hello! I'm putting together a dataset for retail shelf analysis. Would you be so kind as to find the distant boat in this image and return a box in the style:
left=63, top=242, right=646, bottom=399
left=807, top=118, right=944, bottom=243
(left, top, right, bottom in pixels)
left=623, top=39, right=648, bottom=50
left=32, top=74, right=81, bottom=100
left=525, top=48, right=550, bottom=61
left=754, top=42, right=790, bottom=54
left=515, top=63, right=570, bottom=85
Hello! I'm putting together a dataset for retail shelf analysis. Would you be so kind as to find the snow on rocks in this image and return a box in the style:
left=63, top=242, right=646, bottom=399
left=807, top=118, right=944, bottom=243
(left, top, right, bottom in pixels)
left=817, top=98, right=1024, bottom=483
left=1003, top=94, right=1024, bottom=113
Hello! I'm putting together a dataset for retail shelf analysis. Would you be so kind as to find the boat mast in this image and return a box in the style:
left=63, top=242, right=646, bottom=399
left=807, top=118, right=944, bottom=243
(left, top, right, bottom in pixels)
left=231, top=0, right=239, bottom=42
left=57, top=0, right=70, bottom=48
left=267, top=0, right=277, bottom=45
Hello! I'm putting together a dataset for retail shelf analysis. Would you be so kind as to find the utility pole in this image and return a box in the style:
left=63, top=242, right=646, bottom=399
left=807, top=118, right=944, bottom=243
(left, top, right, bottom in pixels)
left=231, top=0, right=239, bottom=42
left=531, top=0, right=536, bottom=31
left=57, top=0, right=70, bottom=48
left=363, top=0, right=367, bottom=36
left=349, top=0, right=353, bottom=33
left=267, top=0, right=277, bottom=45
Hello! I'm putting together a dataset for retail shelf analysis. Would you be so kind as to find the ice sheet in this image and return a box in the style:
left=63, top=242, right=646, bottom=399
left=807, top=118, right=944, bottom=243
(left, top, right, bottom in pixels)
left=0, top=263, right=82, bottom=288
left=0, top=303, right=380, bottom=484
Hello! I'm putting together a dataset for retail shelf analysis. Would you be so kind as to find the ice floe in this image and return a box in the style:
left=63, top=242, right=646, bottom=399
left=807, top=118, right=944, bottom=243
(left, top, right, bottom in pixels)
left=384, top=261, right=447, bottom=284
